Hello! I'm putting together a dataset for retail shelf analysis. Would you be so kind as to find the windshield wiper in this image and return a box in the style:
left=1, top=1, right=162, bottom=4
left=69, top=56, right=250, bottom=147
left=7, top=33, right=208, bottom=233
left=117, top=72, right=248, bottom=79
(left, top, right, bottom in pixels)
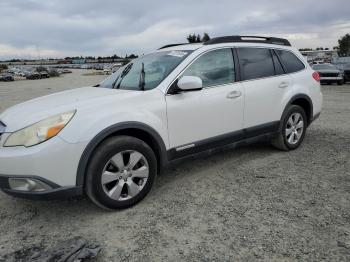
left=113, top=63, right=133, bottom=89
left=139, top=62, right=145, bottom=91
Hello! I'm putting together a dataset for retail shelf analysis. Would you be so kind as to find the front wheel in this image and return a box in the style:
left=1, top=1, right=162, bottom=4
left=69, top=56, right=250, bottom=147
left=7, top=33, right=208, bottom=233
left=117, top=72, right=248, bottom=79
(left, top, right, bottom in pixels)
left=271, top=105, right=307, bottom=151
left=85, top=136, right=157, bottom=209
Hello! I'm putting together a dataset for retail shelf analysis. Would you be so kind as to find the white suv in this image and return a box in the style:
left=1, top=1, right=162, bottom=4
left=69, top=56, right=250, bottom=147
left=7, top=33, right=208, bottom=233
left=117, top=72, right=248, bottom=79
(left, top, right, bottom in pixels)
left=0, top=36, right=322, bottom=209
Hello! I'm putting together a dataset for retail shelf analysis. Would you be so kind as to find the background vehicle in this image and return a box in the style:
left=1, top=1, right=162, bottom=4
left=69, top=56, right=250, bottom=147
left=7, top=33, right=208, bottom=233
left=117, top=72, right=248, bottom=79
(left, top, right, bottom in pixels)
left=312, top=63, right=343, bottom=85
left=0, top=74, right=14, bottom=82
left=0, top=36, right=322, bottom=209
left=343, top=64, right=350, bottom=83
left=39, top=72, right=50, bottom=79
left=26, top=72, right=41, bottom=80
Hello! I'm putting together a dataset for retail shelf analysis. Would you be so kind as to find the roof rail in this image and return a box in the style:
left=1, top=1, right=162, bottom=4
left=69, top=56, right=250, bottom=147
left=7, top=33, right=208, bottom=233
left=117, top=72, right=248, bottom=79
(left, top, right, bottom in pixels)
left=158, top=43, right=188, bottom=50
left=203, top=35, right=291, bottom=46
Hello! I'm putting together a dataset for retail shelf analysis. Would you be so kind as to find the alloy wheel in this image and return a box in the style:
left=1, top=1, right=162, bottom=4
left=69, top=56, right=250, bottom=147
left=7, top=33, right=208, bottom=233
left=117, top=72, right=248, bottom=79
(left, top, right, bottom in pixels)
left=285, top=112, right=304, bottom=145
left=101, top=150, right=149, bottom=201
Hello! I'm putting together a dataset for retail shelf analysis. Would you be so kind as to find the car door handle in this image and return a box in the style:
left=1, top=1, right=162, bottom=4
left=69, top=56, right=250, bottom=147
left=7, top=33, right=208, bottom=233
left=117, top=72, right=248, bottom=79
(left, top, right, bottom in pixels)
left=278, top=82, right=289, bottom=88
left=227, top=90, right=242, bottom=99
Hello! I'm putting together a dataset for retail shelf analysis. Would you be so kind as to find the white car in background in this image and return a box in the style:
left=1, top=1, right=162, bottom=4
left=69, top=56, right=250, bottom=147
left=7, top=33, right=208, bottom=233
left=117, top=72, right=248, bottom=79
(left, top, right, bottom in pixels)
left=0, top=36, right=323, bottom=209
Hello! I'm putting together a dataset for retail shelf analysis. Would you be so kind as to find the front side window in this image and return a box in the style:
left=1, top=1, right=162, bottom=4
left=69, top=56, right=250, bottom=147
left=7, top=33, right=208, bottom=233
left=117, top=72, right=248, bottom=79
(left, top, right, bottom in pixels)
left=182, top=48, right=235, bottom=88
left=275, top=49, right=305, bottom=74
left=99, top=50, right=192, bottom=90
left=238, top=48, right=275, bottom=81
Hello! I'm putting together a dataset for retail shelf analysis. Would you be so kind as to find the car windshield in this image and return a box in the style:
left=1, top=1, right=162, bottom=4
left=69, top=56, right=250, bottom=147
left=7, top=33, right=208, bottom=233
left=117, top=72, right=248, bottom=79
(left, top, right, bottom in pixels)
left=98, top=50, right=192, bottom=90
left=312, top=64, right=337, bottom=70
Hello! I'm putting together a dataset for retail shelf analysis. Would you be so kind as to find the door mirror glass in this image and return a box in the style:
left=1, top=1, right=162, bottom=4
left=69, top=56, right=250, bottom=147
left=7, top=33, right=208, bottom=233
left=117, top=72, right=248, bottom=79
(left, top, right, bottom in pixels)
left=177, top=76, right=203, bottom=91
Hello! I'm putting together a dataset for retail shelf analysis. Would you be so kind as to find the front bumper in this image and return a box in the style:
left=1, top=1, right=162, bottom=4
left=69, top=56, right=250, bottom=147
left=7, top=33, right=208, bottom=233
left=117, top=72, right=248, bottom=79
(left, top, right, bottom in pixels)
left=320, top=76, right=342, bottom=82
left=0, top=175, right=82, bottom=200
left=0, top=135, right=88, bottom=191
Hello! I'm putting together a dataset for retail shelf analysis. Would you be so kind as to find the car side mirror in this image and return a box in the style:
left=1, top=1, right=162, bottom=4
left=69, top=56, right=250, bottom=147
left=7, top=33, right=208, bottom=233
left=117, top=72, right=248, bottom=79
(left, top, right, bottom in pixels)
left=177, top=76, right=203, bottom=91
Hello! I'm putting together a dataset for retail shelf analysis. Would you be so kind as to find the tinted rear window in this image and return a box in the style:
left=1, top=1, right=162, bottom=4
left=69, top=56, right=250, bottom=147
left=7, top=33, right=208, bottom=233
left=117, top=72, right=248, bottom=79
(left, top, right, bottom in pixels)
left=275, top=49, right=305, bottom=74
left=238, top=48, right=275, bottom=80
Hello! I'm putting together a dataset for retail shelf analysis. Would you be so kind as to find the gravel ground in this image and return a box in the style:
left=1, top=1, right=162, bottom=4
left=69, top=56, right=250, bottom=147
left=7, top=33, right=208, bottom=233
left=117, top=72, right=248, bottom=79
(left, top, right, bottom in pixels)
left=0, top=72, right=349, bottom=261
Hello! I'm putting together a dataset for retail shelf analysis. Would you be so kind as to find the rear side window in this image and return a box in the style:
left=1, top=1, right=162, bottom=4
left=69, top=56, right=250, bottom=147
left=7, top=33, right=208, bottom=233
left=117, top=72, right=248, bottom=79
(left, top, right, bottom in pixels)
left=237, top=48, right=275, bottom=80
left=183, top=48, right=235, bottom=87
left=275, top=49, right=305, bottom=73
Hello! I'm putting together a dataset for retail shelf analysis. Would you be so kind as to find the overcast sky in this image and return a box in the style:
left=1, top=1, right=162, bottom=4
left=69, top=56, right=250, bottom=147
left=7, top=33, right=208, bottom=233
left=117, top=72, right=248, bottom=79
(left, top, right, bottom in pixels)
left=0, top=0, right=349, bottom=59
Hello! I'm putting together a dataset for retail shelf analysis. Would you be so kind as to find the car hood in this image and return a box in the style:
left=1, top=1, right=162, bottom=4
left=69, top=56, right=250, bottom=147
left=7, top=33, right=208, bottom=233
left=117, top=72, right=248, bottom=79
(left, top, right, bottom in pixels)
left=0, top=86, right=135, bottom=132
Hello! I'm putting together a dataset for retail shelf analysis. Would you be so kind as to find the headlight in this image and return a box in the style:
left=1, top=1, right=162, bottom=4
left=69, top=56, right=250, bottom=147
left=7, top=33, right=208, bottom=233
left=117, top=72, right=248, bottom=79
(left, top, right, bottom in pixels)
left=4, top=110, right=76, bottom=147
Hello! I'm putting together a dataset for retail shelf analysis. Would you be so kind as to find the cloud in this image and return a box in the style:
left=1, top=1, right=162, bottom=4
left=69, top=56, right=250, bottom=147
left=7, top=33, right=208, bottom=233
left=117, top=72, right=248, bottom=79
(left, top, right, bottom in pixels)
left=104, top=19, right=213, bottom=54
left=0, top=44, right=66, bottom=59
left=0, top=0, right=349, bottom=59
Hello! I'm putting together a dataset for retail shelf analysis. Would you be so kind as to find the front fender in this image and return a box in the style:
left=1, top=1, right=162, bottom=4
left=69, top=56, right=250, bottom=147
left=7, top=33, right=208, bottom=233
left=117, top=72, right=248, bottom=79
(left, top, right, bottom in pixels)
left=58, top=89, right=168, bottom=147
left=75, top=121, right=168, bottom=186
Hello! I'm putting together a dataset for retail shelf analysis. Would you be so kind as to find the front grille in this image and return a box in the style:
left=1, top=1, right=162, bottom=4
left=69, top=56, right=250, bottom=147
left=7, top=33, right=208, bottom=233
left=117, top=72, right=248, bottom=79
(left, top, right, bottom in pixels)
left=320, top=72, right=339, bottom=77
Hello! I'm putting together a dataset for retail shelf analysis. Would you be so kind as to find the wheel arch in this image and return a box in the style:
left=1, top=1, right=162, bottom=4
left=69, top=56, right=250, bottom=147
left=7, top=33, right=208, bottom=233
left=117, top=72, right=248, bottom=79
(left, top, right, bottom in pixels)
left=76, top=122, right=168, bottom=187
left=279, top=94, right=313, bottom=131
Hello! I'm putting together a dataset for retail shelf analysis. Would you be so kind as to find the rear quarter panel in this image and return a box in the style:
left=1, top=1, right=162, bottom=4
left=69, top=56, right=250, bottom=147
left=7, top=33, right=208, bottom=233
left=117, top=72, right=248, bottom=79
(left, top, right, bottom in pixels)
left=290, top=50, right=323, bottom=117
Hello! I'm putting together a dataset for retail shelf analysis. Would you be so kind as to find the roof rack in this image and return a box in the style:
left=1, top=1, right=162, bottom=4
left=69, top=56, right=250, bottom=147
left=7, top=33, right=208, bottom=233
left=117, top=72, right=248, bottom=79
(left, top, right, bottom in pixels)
left=158, top=43, right=189, bottom=50
left=203, top=35, right=291, bottom=46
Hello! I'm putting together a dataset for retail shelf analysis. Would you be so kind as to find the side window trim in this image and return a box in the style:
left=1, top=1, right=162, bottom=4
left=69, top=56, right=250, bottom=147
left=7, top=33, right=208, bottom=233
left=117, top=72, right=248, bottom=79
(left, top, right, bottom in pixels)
left=273, top=49, right=287, bottom=73
left=270, top=49, right=277, bottom=75
left=271, top=49, right=286, bottom=75
left=232, top=48, right=242, bottom=82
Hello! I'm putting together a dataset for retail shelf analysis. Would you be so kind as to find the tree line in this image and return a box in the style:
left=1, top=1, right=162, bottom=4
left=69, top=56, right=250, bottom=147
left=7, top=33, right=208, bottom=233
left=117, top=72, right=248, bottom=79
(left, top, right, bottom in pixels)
left=337, top=33, right=350, bottom=56
left=299, top=33, right=350, bottom=57
left=187, top=33, right=211, bottom=43
left=64, top=54, right=138, bottom=61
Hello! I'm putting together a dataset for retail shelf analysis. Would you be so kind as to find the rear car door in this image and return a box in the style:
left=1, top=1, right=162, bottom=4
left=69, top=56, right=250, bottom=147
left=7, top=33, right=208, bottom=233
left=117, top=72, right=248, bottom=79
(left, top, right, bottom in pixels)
left=237, top=47, right=294, bottom=130
left=166, top=48, right=244, bottom=153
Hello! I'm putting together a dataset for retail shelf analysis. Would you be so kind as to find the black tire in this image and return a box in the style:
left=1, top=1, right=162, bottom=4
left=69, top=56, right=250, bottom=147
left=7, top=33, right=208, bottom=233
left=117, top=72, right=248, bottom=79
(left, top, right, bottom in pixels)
left=271, top=105, right=307, bottom=151
left=85, top=136, right=157, bottom=209
left=337, top=80, right=343, bottom=86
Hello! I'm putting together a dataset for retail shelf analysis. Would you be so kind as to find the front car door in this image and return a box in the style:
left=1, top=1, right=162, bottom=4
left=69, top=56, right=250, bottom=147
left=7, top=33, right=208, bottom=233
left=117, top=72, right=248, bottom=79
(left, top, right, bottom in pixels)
left=165, top=48, right=244, bottom=157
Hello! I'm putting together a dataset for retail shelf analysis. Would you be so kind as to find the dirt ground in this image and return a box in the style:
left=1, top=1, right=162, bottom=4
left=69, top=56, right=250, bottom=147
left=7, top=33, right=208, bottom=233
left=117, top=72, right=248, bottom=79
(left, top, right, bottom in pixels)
left=0, top=71, right=349, bottom=261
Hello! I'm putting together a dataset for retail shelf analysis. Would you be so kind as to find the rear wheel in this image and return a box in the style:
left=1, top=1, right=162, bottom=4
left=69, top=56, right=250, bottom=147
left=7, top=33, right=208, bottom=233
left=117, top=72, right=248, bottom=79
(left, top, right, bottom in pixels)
left=85, top=136, right=157, bottom=209
left=271, top=105, right=307, bottom=151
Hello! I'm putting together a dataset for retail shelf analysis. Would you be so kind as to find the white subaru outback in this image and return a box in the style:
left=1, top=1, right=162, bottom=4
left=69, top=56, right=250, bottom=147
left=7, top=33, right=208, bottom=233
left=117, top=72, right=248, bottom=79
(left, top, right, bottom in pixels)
left=0, top=36, right=322, bottom=209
